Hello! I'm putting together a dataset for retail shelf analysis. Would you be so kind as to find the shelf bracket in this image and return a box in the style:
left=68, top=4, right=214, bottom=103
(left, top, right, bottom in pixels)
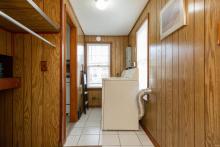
left=0, top=10, right=56, bottom=48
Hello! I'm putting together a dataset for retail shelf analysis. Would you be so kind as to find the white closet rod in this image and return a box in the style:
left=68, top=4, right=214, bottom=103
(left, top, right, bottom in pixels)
left=0, top=11, right=56, bottom=48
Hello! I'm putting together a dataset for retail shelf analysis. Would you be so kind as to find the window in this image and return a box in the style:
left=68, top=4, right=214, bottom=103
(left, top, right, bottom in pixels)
left=77, top=44, right=84, bottom=86
left=87, top=43, right=110, bottom=88
left=136, top=20, right=148, bottom=90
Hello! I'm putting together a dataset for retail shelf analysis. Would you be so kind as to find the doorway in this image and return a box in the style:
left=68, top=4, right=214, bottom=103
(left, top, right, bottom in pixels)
left=61, top=4, right=78, bottom=145
left=66, top=21, right=71, bottom=128
left=66, top=14, right=78, bottom=123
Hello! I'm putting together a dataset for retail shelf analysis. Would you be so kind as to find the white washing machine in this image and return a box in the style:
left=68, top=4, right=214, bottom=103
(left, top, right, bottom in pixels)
left=102, top=68, right=139, bottom=130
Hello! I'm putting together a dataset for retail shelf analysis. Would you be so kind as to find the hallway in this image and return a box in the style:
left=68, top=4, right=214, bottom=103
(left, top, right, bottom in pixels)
left=64, top=108, right=154, bottom=147
left=0, top=0, right=219, bottom=147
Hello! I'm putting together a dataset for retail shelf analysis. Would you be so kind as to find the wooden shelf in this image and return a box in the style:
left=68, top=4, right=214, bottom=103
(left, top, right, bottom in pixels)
left=0, top=78, right=21, bottom=91
left=0, top=0, right=60, bottom=33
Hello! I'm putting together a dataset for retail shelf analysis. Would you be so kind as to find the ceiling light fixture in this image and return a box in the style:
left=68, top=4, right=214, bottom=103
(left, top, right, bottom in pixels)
left=95, top=0, right=109, bottom=10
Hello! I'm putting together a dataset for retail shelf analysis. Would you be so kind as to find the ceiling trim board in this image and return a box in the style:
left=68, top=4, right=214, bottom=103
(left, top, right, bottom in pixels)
left=128, top=0, right=150, bottom=35
left=67, top=0, right=85, bottom=35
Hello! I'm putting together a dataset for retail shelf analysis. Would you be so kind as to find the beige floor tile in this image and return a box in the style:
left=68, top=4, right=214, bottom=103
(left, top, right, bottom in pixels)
left=99, top=134, right=120, bottom=146
left=69, top=128, right=83, bottom=135
left=64, top=135, right=80, bottom=146
left=82, top=127, right=100, bottom=135
left=119, top=134, right=142, bottom=146
left=100, top=130, right=118, bottom=135
left=77, top=135, right=99, bottom=146
left=137, top=134, right=153, bottom=146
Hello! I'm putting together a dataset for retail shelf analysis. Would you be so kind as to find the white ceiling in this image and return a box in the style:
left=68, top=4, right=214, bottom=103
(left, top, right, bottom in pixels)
left=69, top=0, right=149, bottom=36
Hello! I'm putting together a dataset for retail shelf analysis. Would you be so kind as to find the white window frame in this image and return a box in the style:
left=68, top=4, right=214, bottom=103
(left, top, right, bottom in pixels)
left=136, top=19, right=148, bottom=90
left=87, top=43, right=111, bottom=88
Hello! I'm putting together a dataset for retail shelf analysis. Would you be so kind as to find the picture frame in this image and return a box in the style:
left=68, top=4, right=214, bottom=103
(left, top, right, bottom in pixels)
left=160, top=0, right=187, bottom=40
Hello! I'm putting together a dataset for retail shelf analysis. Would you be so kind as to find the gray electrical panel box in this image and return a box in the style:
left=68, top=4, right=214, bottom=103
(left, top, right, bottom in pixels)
left=125, top=47, right=132, bottom=68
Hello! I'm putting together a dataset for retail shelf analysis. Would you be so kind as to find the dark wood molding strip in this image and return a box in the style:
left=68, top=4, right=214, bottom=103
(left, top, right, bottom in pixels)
left=0, top=77, right=21, bottom=91
left=141, top=124, right=160, bottom=147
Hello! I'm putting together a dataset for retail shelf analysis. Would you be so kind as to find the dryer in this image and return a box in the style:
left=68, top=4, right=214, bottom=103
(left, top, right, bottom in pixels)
left=102, top=68, right=139, bottom=130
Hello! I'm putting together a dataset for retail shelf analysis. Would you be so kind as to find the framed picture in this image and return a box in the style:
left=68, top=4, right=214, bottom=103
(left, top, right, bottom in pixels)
left=160, top=0, right=186, bottom=40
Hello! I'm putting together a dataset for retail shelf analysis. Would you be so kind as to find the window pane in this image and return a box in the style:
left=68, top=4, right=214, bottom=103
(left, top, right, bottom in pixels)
left=77, top=45, right=84, bottom=86
left=137, top=20, right=148, bottom=90
left=87, top=44, right=110, bottom=66
left=87, top=66, right=110, bottom=88
left=87, top=44, right=110, bottom=87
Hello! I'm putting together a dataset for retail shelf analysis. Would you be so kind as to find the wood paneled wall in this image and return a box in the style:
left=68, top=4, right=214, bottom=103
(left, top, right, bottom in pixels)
left=85, top=36, right=128, bottom=76
left=0, top=0, right=61, bottom=147
left=129, top=0, right=220, bottom=147
left=0, top=1, right=84, bottom=146
left=85, top=36, right=128, bottom=107
left=205, top=0, right=220, bottom=146
left=88, top=89, right=102, bottom=107
left=0, top=29, right=13, bottom=147
left=0, top=0, right=85, bottom=146
left=0, top=29, right=12, bottom=56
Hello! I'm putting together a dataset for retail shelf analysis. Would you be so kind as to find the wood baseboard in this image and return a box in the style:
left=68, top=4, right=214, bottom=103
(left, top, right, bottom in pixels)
left=89, top=106, right=101, bottom=108
left=141, top=124, right=160, bottom=147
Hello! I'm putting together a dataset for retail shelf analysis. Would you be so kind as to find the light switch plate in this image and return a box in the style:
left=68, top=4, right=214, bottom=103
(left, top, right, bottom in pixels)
left=218, top=23, right=220, bottom=45
left=41, top=61, right=48, bottom=72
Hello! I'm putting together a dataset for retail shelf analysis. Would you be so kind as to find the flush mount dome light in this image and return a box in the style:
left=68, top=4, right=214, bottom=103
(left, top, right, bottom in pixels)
left=95, top=0, right=109, bottom=10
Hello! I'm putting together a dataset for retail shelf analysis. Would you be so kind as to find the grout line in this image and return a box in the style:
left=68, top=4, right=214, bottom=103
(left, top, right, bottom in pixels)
left=117, top=133, right=121, bottom=146
left=98, top=130, right=101, bottom=146
left=76, top=133, right=82, bottom=146
left=136, top=132, right=144, bottom=146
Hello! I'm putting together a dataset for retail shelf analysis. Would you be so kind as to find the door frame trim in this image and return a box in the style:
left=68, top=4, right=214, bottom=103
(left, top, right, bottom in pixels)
left=60, top=2, right=78, bottom=145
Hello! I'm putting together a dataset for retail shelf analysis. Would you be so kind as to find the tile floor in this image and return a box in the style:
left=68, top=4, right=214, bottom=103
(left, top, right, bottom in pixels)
left=65, top=108, right=154, bottom=147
